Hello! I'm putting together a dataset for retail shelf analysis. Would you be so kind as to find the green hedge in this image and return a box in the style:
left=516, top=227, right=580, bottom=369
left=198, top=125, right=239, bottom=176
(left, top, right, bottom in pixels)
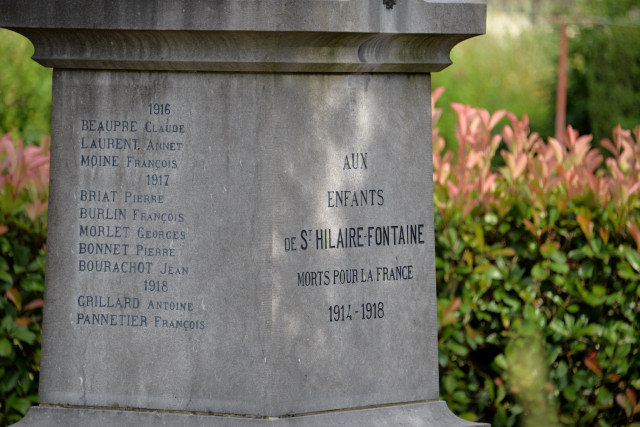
left=0, top=134, right=48, bottom=426
left=433, top=90, right=640, bottom=425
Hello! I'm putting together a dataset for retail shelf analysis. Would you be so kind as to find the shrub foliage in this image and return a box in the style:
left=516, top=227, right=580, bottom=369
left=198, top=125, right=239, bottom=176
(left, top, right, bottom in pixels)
left=433, top=87, right=640, bottom=426
left=0, top=133, right=48, bottom=426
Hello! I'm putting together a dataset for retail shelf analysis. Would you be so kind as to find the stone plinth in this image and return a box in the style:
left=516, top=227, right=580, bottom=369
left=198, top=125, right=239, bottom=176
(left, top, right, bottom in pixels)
left=0, top=1, right=488, bottom=425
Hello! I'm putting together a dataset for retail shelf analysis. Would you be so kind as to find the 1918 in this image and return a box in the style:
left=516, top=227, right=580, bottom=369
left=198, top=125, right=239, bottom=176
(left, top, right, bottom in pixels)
left=144, top=279, right=168, bottom=292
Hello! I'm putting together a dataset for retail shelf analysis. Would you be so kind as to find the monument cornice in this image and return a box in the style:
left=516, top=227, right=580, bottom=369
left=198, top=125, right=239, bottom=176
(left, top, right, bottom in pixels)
left=1, top=0, right=485, bottom=72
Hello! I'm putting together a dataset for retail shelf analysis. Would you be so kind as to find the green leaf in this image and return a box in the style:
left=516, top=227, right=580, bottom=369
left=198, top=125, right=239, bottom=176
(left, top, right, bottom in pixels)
left=0, top=269, right=13, bottom=285
left=575, top=324, right=603, bottom=337
left=617, top=265, right=640, bottom=280
left=579, top=261, right=595, bottom=279
left=484, top=212, right=498, bottom=225
left=452, top=390, right=471, bottom=403
left=550, top=319, right=570, bottom=336
left=563, top=384, right=577, bottom=401
left=494, top=407, right=507, bottom=426
left=442, top=373, right=456, bottom=393
left=487, top=267, right=503, bottom=280
left=494, top=354, right=508, bottom=370
left=11, top=326, right=36, bottom=345
left=547, top=345, right=563, bottom=364
left=550, top=261, right=569, bottom=274
left=580, top=288, right=605, bottom=307
left=596, top=387, right=613, bottom=406
left=624, top=247, right=640, bottom=272
left=1, top=315, right=14, bottom=332
left=540, top=241, right=560, bottom=257
left=19, top=276, right=44, bottom=292
left=0, top=235, right=11, bottom=254
left=12, top=243, right=30, bottom=270
left=569, top=247, right=587, bottom=260
left=447, top=342, right=469, bottom=357
left=532, top=263, right=547, bottom=280
left=6, top=394, right=31, bottom=415
left=459, top=412, right=480, bottom=422
left=0, top=371, right=19, bottom=393
left=0, top=337, right=13, bottom=357
left=489, top=247, right=516, bottom=257
left=438, top=350, right=449, bottom=367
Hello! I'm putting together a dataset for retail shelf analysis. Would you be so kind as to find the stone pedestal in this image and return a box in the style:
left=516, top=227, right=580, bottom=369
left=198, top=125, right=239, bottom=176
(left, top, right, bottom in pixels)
left=0, top=1, right=488, bottom=425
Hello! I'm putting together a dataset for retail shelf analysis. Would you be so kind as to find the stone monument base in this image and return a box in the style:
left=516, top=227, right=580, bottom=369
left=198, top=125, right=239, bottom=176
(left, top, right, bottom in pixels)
left=15, top=401, right=487, bottom=426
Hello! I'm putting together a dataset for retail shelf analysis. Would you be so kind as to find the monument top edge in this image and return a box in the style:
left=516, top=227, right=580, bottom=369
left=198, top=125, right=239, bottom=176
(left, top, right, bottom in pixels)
left=0, top=0, right=485, bottom=35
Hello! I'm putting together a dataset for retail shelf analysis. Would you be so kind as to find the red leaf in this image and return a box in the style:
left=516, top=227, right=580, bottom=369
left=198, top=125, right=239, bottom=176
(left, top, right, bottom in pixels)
left=606, top=373, right=620, bottom=382
left=598, top=228, right=610, bottom=244
left=512, top=154, right=527, bottom=180
left=23, top=298, right=44, bottom=311
left=489, top=110, right=507, bottom=129
left=5, top=288, right=22, bottom=311
left=15, top=317, right=30, bottom=327
left=522, top=219, right=537, bottom=237
left=446, top=180, right=460, bottom=200
left=577, top=213, right=594, bottom=241
left=447, top=297, right=462, bottom=314
left=584, top=356, right=602, bottom=377
left=617, top=392, right=633, bottom=417
left=626, top=387, right=637, bottom=407
left=600, top=138, right=617, bottom=157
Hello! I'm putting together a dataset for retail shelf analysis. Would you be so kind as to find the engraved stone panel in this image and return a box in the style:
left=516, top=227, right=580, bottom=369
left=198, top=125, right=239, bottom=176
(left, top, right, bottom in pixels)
left=42, top=71, right=437, bottom=416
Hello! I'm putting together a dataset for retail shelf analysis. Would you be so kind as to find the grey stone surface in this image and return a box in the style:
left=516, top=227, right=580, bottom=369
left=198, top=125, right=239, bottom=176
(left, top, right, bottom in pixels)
left=0, top=0, right=485, bottom=72
left=15, top=401, right=485, bottom=426
left=42, top=70, right=439, bottom=416
left=1, top=1, right=488, bottom=425
left=1, top=0, right=486, bottom=33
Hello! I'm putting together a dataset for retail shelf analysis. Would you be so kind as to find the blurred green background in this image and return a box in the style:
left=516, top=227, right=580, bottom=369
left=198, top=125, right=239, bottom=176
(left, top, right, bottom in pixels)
left=433, top=0, right=639, bottom=147
left=0, top=29, right=51, bottom=145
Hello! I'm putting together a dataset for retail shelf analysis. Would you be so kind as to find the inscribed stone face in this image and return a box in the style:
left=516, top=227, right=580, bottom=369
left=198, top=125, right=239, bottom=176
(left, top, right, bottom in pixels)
left=41, top=70, right=437, bottom=416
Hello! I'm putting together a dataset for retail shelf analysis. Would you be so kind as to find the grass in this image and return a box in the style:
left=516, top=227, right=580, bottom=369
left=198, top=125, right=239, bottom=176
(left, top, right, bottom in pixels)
left=433, top=12, right=559, bottom=147
left=0, top=29, right=52, bottom=145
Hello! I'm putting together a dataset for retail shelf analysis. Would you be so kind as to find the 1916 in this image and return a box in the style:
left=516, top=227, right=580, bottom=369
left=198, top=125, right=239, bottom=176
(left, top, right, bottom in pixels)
left=149, top=103, right=170, bottom=115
